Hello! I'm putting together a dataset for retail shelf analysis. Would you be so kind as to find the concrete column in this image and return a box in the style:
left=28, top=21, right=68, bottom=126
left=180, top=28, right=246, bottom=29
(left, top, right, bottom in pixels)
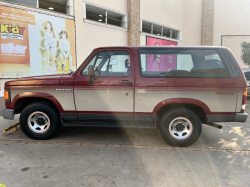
left=127, top=0, right=140, bottom=46
left=201, top=0, right=214, bottom=46
left=74, top=0, right=85, bottom=68
left=66, top=0, right=74, bottom=16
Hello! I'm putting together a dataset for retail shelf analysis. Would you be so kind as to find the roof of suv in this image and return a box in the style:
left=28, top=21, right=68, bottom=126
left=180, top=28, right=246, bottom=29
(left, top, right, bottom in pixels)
left=94, top=46, right=229, bottom=50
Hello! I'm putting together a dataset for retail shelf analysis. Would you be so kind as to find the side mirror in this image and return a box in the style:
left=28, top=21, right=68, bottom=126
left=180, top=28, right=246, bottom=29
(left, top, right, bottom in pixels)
left=88, top=65, right=95, bottom=84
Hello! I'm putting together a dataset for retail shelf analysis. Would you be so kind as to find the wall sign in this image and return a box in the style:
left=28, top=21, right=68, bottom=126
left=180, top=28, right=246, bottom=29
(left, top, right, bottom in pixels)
left=0, top=5, right=76, bottom=78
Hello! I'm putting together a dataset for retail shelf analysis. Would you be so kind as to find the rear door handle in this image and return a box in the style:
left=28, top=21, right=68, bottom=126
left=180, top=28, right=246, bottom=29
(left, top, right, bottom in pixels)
left=119, top=81, right=133, bottom=84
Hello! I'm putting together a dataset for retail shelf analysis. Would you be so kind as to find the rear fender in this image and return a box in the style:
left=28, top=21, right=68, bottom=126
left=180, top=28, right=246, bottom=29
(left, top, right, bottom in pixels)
left=152, top=98, right=211, bottom=115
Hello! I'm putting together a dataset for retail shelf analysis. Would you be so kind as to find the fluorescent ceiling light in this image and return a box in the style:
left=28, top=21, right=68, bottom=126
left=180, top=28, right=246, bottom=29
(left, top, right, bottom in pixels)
left=98, top=19, right=102, bottom=22
left=48, top=7, right=54, bottom=10
left=99, top=15, right=103, bottom=17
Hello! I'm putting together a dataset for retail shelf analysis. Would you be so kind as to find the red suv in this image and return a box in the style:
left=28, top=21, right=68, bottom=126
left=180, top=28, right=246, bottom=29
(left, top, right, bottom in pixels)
left=1, top=46, right=248, bottom=147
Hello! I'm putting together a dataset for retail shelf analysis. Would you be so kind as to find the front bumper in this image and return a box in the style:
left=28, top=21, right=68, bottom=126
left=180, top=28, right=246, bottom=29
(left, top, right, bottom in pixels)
left=207, top=113, right=248, bottom=123
left=1, top=108, right=15, bottom=120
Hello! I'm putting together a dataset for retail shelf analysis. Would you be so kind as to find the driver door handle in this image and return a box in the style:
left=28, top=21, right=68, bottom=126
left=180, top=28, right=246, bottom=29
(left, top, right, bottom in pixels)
left=119, top=81, right=133, bottom=85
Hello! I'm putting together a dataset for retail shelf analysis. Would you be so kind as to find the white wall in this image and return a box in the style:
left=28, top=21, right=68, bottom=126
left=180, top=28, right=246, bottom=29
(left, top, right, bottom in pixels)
left=84, top=0, right=127, bottom=13
left=0, top=79, right=13, bottom=96
left=213, top=0, right=250, bottom=46
left=140, top=35, right=146, bottom=46
left=182, top=0, right=202, bottom=46
left=140, top=0, right=184, bottom=31
left=74, top=0, right=86, bottom=68
left=74, top=0, right=128, bottom=67
left=81, top=23, right=127, bottom=63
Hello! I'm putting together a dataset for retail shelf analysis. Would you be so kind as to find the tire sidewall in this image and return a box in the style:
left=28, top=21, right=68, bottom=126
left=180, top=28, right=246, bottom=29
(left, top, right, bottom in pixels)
left=159, top=108, right=202, bottom=147
left=20, top=102, right=59, bottom=140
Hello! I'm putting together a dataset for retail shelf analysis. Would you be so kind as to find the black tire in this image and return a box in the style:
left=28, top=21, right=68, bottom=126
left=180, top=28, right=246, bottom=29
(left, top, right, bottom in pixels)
left=20, top=102, right=61, bottom=140
left=158, top=108, right=202, bottom=147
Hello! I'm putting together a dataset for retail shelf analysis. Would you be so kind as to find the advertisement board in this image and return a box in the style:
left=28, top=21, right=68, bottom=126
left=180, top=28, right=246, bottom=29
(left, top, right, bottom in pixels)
left=0, top=5, right=76, bottom=78
left=146, top=36, right=178, bottom=71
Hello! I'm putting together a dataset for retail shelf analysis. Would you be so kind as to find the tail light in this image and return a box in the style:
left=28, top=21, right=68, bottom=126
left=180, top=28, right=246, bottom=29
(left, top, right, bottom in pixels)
left=241, top=90, right=247, bottom=112
left=4, top=89, right=10, bottom=102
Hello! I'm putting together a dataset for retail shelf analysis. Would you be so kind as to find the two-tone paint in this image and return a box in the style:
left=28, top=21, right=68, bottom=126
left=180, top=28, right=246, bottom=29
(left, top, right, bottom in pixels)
left=4, top=46, right=248, bottom=125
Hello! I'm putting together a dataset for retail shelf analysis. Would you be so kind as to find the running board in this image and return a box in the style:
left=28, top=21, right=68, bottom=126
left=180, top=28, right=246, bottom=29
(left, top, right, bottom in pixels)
left=61, top=120, right=156, bottom=129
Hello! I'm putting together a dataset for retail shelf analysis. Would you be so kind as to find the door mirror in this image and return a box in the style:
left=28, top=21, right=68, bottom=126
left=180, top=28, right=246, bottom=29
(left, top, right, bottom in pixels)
left=88, top=65, right=95, bottom=84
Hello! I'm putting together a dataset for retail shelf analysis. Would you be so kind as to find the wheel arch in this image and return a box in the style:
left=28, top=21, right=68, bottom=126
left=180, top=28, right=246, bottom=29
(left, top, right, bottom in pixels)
left=153, top=98, right=210, bottom=123
left=11, top=92, right=64, bottom=114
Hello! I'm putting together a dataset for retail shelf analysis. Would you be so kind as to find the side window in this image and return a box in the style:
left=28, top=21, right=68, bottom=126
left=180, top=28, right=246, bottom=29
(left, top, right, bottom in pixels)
left=82, top=51, right=130, bottom=77
left=139, top=49, right=229, bottom=78
left=82, top=55, right=97, bottom=75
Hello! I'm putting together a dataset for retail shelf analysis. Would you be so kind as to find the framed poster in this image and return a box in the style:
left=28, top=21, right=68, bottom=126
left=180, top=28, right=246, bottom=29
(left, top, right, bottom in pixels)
left=0, top=5, right=77, bottom=78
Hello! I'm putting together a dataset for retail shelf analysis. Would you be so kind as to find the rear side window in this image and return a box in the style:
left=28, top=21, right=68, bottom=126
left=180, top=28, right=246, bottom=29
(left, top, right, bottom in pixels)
left=139, top=49, right=229, bottom=78
left=245, top=72, right=250, bottom=80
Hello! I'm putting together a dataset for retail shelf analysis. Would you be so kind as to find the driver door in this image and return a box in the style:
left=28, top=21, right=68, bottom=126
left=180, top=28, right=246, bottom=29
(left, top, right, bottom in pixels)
left=74, top=49, right=134, bottom=122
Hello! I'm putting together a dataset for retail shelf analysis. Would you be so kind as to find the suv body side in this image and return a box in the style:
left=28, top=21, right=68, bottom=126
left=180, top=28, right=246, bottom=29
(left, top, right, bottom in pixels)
left=2, top=46, right=248, bottom=124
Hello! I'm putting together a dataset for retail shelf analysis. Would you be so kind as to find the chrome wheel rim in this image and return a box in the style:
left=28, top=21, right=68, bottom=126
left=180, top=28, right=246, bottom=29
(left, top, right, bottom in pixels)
left=27, top=111, right=50, bottom=134
left=169, top=117, right=193, bottom=140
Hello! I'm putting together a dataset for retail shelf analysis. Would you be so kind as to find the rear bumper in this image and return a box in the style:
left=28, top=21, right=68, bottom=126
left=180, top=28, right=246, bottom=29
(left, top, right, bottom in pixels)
left=1, top=108, right=15, bottom=120
left=207, top=113, right=248, bottom=123
left=234, top=113, right=248, bottom=122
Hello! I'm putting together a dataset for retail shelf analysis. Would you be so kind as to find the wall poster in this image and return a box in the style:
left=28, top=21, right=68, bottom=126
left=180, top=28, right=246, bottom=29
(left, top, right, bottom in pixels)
left=145, top=36, right=178, bottom=71
left=0, top=5, right=76, bottom=78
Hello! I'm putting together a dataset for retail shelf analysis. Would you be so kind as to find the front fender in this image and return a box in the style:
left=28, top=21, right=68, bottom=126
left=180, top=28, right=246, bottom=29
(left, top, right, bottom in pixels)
left=6, top=92, right=64, bottom=112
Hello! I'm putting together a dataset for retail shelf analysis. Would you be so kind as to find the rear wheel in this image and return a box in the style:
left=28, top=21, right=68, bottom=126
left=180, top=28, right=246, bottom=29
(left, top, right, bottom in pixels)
left=20, top=102, right=60, bottom=140
left=158, top=108, right=202, bottom=147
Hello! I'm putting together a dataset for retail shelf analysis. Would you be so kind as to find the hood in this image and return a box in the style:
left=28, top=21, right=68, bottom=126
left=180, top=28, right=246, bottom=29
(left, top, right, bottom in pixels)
left=5, top=74, right=64, bottom=86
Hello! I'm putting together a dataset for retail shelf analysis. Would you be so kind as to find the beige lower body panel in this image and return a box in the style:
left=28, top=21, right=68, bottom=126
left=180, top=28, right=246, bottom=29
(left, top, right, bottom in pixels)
left=75, top=89, right=134, bottom=112
left=135, top=89, right=238, bottom=113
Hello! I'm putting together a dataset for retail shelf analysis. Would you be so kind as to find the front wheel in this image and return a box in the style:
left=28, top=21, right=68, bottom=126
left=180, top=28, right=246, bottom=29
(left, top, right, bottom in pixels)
left=20, top=102, right=61, bottom=140
left=158, top=108, right=202, bottom=147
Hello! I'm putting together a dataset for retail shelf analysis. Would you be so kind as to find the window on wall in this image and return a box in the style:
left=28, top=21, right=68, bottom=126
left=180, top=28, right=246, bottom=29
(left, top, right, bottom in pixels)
left=142, top=20, right=180, bottom=40
left=3, top=0, right=73, bottom=15
left=85, top=4, right=127, bottom=28
left=4, top=0, right=38, bottom=7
